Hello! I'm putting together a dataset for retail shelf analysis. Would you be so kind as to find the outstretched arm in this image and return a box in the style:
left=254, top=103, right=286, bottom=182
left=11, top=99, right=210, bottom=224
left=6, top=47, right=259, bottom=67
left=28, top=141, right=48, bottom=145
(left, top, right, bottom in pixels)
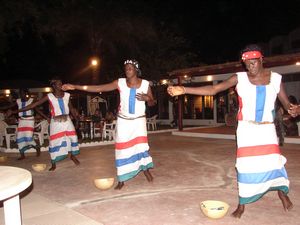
left=167, top=74, right=238, bottom=96
left=62, top=80, right=118, bottom=93
left=34, top=107, right=49, bottom=120
left=0, top=102, right=17, bottom=111
left=10, top=96, right=48, bottom=115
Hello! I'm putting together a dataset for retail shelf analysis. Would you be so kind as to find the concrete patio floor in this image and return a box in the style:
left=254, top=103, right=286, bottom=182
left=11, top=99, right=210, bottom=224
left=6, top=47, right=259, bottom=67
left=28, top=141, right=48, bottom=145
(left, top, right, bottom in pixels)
left=1, top=131, right=300, bottom=225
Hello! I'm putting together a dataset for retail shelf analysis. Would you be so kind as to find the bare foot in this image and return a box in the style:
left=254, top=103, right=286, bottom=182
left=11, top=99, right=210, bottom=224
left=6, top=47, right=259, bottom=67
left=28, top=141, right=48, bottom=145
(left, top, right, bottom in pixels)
left=49, top=163, right=56, bottom=171
left=70, top=155, right=80, bottom=165
left=144, top=169, right=153, bottom=182
left=278, top=191, right=293, bottom=211
left=17, top=153, right=25, bottom=160
left=231, top=204, right=244, bottom=218
left=114, top=182, right=124, bottom=190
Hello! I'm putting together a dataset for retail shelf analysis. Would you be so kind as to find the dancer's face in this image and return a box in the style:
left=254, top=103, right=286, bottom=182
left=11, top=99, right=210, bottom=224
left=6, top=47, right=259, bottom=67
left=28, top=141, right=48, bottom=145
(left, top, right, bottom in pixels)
left=51, top=80, right=63, bottom=91
left=243, top=58, right=263, bottom=75
left=124, top=64, right=137, bottom=79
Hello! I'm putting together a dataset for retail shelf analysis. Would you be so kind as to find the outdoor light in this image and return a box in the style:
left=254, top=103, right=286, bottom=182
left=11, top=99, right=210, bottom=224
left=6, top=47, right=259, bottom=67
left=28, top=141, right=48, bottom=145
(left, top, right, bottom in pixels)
left=91, top=59, right=98, bottom=66
left=4, top=89, right=10, bottom=94
left=83, top=86, right=88, bottom=90
left=206, top=75, right=213, bottom=81
left=45, top=87, right=51, bottom=92
left=296, top=62, right=300, bottom=66
left=161, top=79, right=168, bottom=85
left=90, top=56, right=100, bottom=67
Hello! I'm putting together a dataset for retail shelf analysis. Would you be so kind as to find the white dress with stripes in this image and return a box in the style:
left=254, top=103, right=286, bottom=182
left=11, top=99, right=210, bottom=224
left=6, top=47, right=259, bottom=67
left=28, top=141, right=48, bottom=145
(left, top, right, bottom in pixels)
left=16, top=98, right=37, bottom=152
left=115, top=78, right=154, bottom=182
left=235, top=72, right=289, bottom=205
left=47, top=92, right=79, bottom=163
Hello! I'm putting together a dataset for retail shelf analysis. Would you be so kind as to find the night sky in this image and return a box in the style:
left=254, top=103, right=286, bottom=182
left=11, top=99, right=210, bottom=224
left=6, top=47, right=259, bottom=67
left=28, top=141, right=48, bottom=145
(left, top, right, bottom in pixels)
left=1, top=0, right=300, bottom=85
left=158, top=1, right=300, bottom=62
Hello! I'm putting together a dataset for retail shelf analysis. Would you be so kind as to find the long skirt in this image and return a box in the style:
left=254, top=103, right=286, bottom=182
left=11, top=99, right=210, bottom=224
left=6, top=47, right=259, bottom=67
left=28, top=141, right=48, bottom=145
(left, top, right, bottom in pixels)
left=49, top=117, right=79, bottom=163
left=115, top=117, right=154, bottom=182
left=236, top=121, right=289, bottom=205
left=17, top=117, right=36, bottom=153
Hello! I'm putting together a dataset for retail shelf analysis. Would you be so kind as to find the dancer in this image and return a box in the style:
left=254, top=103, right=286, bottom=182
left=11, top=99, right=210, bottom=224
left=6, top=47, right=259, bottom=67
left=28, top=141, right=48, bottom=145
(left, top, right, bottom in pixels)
left=9, top=77, right=80, bottom=171
left=3, top=88, right=47, bottom=159
left=168, top=44, right=294, bottom=218
left=62, top=59, right=155, bottom=189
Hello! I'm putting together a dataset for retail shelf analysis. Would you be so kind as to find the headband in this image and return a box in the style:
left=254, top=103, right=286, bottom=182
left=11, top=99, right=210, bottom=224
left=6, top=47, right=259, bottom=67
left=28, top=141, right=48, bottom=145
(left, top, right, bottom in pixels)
left=124, top=59, right=139, bottom=70
left=241, top=51, right=263, bottom=61
left=124, top=59, right=142, bottom=76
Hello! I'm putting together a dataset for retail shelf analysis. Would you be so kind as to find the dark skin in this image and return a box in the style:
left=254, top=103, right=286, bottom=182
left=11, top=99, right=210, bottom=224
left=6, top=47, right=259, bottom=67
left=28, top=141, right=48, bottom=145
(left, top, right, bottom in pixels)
left=8, top=80, right=80, bottom=170
left=289, top=102, right=300, bottom=117
left=3, top=89, right=48, bottom=160
left=63, top=63, right=155, bottom=189
left=168, top=57, right=293, bottom=218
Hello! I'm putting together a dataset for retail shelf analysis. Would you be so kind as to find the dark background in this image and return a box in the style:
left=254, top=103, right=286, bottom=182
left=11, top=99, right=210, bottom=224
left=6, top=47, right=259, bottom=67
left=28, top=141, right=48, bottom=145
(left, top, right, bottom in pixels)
left=0, top=0, right=300, bottom=85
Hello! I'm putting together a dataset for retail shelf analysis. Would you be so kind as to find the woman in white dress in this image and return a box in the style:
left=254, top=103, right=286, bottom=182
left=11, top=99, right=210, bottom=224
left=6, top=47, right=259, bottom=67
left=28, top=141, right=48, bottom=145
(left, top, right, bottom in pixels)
left=62, top=59, right=155, bottom=190
left=168, top=44, right=294, bottom=218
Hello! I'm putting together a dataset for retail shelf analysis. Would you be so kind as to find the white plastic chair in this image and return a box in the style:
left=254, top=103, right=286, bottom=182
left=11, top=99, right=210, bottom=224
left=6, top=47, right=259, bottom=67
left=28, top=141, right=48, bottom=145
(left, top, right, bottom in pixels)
left=102, top=120, right=116, bottom=141
left=146, top=115, right=158, bottom=131
left=0, top=120, right=17, bottom=149
left=34, top=120, right=49, bottom=146
left=93, top=120, right=104, bottom=138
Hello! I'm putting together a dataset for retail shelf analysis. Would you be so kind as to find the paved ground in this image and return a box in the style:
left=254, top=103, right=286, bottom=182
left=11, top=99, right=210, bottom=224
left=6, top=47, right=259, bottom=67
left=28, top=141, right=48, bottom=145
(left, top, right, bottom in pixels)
left=1, top=131, right=300, bottom=225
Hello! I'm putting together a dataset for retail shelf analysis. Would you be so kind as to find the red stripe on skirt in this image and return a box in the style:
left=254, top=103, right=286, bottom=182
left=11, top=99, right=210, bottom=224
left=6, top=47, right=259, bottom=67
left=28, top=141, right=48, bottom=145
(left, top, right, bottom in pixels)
left=237, top=144, right=280, bottom=158
left=116, top=136, right=148, bottom=150
left=50, top=131, right=76, bottom=140
left=18, top=127, right=34, bottom=132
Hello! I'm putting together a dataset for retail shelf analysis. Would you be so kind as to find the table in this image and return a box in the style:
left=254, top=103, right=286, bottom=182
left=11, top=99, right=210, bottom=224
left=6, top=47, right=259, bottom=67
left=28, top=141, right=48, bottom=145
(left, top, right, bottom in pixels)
left=79, top=119, right=94, bottom=139
left=0, top=166, right=32, bottom=225
left=79, top=119, right=104, bottom=140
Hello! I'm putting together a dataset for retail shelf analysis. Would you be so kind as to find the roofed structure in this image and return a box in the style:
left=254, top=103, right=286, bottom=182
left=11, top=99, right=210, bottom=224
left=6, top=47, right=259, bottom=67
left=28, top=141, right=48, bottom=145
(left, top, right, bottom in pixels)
left=169, top=52, right=300, bottom=78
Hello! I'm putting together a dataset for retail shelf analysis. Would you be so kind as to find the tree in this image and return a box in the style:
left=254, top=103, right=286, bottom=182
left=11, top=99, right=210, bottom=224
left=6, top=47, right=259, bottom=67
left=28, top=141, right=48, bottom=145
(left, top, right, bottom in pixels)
left=0, top=0, right=200, bottom=84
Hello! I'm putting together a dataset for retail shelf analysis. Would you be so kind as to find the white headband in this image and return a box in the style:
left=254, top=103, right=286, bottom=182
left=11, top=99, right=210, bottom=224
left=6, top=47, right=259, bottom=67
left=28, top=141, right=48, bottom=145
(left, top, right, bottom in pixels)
left=124, top=59, right=139, bottom=69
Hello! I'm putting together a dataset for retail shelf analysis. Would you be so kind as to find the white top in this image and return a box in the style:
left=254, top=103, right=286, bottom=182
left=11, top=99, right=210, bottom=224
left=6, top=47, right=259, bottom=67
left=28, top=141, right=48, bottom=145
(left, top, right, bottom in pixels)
left=0, top=166, right=32, bottom=201
left=17, top=98, right=34, bottom=117
left=47, top=92, right=70, bottom=117
left=236, top=71, right=281, bottom=122
left=117, top=78, right=149, bottom=118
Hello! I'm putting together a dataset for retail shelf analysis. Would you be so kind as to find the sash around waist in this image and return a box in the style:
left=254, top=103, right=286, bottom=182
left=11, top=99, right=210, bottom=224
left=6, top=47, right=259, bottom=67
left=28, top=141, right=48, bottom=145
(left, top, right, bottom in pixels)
left=19, top=116, right=34, bottom=120
left=52, top=115, right=69, bottom=122
left=239, top=120, right=274, bottom=125
left=117, top=114, right=145, bottom=120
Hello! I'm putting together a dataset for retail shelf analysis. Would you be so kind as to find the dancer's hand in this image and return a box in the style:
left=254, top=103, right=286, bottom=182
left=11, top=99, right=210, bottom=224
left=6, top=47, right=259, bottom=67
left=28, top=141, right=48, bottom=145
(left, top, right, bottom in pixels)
left=288, top=104, right=299, bottom=117
left=62, top=84, right=75, bottom=91
left=136, top=93, right=149, bottom=101
left=167, top=86, right=185, bottom=96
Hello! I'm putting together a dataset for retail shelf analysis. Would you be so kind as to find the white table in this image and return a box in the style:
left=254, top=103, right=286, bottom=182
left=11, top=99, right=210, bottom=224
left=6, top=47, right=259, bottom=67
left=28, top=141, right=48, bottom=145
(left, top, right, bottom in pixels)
left=0, top=166, right=32, bottom=225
